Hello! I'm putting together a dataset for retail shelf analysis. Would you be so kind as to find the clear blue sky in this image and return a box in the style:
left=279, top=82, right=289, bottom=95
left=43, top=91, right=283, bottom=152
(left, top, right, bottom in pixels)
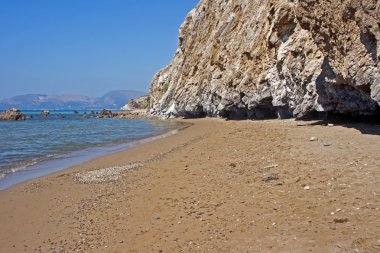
left=0, top=0, right=198, bottom=99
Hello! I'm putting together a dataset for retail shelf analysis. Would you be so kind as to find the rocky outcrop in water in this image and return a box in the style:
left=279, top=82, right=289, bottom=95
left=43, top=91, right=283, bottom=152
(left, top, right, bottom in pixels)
left=0, top=109, right=26, bottom=121
left=97, top=109, right=114, bottom=118
left=41, top=110, right=49, bottom=116
left=149, top=0, right=380, bottom=119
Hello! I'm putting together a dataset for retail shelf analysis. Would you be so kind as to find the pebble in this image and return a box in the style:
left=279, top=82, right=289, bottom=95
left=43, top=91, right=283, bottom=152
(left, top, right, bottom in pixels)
left=309, top=137, right=318, bottom=142
left=75, top=163, right=143, bottom=183
left=304, top=185, right=310, bottom=190
left=327, top=124, right=334, bottom=127
left=262, top=173, right=279, bottom=182
left=333, top=218, right=349, bottom=224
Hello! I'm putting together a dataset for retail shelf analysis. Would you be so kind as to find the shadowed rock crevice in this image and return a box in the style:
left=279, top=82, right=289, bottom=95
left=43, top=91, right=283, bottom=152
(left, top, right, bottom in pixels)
left=360, top=31, right=378, bottom=63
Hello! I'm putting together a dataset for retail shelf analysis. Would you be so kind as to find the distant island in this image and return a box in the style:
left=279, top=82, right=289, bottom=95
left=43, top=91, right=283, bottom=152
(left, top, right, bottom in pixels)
left=0, top=90, right=146, bottom=110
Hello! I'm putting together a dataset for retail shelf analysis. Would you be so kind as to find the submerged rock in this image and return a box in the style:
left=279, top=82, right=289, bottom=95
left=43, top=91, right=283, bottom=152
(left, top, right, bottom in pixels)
left=0, top=108, right=26, bottom=121
left=83, top=112, right=90, bottom=119
left=149, top=0, right=380, bottom=119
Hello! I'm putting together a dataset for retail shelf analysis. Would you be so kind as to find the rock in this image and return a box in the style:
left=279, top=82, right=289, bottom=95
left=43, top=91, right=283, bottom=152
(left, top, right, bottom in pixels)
left=97, top=109, right=114, bottom=118
left=262, top=173, right=279, bottom=182
left=333, top=218, right=349, bottom=224
left=41, top=110, right=49, bottom=116
left=119, top=96, right=150, bottom=119
left=149, top=0, right=380, bottom=119
left=327, top=124, right=334, bottom=127
left=309, top=137, right=318, bottom=142
left=0, top=108, right=26, bottom=121
left=113, top=111, right=150, bottom=119
left=120, top=95, right=150, bottom=111
left=304, top=185, right=310, bottom=190
left=263, top=164, right=278, bottom=169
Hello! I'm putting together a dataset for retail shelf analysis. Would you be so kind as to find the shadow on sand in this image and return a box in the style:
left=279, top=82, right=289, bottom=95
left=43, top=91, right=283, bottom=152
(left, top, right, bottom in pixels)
left=297, top=113, right=380, bottom=136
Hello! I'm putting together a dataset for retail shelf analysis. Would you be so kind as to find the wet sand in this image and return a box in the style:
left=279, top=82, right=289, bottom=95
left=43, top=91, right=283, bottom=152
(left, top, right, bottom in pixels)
left=0, top=118, right=379, bottom=252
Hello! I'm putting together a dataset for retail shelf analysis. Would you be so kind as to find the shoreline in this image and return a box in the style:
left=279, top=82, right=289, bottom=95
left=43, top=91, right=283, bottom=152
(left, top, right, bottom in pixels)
left=0, top=118, right=379, bottom=252
left=0, top=120, right=190, bottom=191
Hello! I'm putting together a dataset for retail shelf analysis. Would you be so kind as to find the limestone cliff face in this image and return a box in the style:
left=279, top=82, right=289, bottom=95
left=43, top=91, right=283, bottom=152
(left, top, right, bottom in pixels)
left=149, top=0, right=380, bottom=119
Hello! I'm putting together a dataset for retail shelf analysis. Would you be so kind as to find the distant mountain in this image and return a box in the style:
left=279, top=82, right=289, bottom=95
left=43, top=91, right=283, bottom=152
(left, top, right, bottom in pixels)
left=0, top=90, right=146, bottom=110
left=97, top=90, right=147, bottom=109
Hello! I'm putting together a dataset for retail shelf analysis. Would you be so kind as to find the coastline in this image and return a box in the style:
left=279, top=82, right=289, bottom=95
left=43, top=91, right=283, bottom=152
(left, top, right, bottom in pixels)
left=0, top=118, right=379, bottom=252
left=0, top=120, right=188, bottom=190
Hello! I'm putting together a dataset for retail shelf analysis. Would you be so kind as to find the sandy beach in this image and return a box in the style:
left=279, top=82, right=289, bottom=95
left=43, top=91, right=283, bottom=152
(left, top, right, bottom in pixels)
left=0, top=118, right=379, bottom=253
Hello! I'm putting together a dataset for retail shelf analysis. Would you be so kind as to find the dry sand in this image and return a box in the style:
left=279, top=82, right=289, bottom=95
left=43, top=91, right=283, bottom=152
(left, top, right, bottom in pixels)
left=0, top=118, right=379, bottom=253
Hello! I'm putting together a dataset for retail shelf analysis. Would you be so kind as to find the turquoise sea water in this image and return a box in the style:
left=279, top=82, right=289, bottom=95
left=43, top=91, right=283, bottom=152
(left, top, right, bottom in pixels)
left=0, top=110, right=179, bottom=189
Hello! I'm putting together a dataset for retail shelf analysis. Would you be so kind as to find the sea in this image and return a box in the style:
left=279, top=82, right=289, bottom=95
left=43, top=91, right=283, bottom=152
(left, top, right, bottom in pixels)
left=0, top=110, right=180, bottom=190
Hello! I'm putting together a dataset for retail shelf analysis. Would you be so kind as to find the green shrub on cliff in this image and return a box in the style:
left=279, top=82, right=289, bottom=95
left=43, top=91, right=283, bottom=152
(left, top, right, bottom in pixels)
left=162, top=82, right=169, bottom=92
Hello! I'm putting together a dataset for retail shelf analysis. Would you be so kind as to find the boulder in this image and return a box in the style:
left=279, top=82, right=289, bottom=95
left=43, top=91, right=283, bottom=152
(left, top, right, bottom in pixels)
left=41, top=110, right=49, bottom=116
left=0, top=109, right=26, bottom=121
left=98, top=109, right=114, bottom=118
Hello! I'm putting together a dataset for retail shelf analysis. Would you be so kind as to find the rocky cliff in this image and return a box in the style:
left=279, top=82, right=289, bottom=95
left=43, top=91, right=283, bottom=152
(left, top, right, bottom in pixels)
left=149, top=0, right=379, bottom=119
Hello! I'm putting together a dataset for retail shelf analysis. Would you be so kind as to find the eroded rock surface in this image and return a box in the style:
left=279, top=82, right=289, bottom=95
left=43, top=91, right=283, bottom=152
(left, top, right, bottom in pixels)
left=149, top=0, right=380, bottom=119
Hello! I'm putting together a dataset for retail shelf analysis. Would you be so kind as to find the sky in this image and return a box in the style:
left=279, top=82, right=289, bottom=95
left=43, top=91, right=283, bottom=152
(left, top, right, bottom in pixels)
left=0, top=0, right=199, bottom=99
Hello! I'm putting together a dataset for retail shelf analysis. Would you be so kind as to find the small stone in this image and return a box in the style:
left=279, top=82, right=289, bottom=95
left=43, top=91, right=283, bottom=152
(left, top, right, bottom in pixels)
left=304, top=185, right=310, bottom=190
left=262, top=173, right=279, bottom=182
left=309, top=137, right=318, bottom=142
left=327, top=123, right=334, bottom=127
left=333, top=218, right=349, bottom=224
